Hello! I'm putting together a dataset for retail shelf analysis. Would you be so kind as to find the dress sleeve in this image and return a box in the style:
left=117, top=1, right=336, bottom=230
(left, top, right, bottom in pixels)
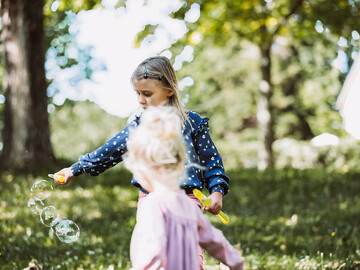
left=71, top=120, right=138, bottom=176
left=197, top=210, right=244, bottom=270
left=191, top=112, right=230, bottom=195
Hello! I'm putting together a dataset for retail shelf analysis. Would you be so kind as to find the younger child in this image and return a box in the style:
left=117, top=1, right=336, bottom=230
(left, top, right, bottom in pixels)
left=124, top=106, right=243, bottom=270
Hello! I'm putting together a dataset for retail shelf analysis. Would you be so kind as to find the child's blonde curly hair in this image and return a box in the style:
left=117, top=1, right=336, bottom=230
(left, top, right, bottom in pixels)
left=124, top=106, right=186, bottom=188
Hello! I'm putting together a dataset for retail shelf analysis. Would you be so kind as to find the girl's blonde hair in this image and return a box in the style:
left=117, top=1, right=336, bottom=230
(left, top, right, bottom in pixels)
left=124, top=106, right=186, bottom=187
left=131, top=56, right=190, bottom=127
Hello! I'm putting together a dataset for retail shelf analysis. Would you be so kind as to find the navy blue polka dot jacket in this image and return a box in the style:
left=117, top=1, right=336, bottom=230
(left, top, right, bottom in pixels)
left=71, top=111, right=230, bottom=195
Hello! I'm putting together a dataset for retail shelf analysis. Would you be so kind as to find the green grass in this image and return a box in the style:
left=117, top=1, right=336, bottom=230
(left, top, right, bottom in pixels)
left=0, top=167, right=359, bottom=269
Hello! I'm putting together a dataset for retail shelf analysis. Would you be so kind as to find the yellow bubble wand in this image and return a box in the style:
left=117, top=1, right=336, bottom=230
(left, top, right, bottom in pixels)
left=48, top=173, right=65, bottom=183
left=193, top=189, right=229, bottom=224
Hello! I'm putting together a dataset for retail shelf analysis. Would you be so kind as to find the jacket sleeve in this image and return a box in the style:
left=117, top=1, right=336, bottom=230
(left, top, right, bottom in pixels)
left=197, top=209, right=244, bottom=270
left=190, top=112, right=230, bottom=195
left=71, top=120, right=138, bottom=176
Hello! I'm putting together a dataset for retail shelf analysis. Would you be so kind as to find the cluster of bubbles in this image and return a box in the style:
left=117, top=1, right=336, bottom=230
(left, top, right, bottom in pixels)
left=27, top=179, right=80, bottom=243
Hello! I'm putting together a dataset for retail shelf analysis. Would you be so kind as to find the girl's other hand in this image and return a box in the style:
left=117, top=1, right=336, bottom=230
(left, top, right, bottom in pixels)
left=54, top=167, right=74, bottom=185
left=204, top=191, right=223, bottom=215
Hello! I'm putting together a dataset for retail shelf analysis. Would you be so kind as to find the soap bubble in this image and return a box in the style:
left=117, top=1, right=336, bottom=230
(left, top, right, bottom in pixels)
left=54, top=219, right=80, bottom=243
left=40, top=206, right=59, bottom=227
left=31, top=180, right=53, bottom=200
left=50, top=215, right=67, bottom=232
left=29, top=178, right=81, bottom=243
left=27, top=197, right=45, bottom=215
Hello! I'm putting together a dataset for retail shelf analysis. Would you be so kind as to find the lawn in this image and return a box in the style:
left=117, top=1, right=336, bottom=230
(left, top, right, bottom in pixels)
left=0, top=166, right=359, bottom=269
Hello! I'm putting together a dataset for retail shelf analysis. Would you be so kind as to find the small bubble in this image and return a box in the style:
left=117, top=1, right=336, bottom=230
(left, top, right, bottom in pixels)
left=54, top=220, right=80, bottom=243
left=31, top=180, right=53, bottom=200
left=40, top=206, right=60, bottom=227
left=27, top=197, right=45, bottom=215
left=29, top=179, right=81, bottom=244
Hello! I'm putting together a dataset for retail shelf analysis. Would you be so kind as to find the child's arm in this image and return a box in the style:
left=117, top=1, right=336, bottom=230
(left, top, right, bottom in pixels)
left=55, top=120, right=139, bottom=185
left=54, top=167, right=74, bottom=185
left=197, top=209, right=243, bottom=270
left=190, top=112, right=230, bottom=214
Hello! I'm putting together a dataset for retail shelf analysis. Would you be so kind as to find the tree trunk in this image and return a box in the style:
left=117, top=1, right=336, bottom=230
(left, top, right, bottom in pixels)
left=1, top=0, right=54, bottom=169
left=257, top=45, right=275, bottom=170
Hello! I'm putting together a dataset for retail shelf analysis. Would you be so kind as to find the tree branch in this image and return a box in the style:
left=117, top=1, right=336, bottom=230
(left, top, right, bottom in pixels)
left=271, top=0, right=304, bottom=38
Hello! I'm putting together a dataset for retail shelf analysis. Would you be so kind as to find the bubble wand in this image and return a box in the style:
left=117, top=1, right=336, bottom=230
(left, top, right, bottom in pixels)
left=48, top=173, right=65, bottom=183
left=193, top=189, right=230, bottom=224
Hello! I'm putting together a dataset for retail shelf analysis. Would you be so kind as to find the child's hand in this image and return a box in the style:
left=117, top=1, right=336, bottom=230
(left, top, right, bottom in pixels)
left=54, top=167, right=74, bottom=185
left=204, top=192, right=223, bottom=215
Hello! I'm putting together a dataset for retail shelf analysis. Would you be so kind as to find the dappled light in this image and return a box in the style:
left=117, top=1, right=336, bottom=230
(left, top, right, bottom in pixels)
left=1, top=0, right=360, bottom=268
left=3, top=168, right=359, bottom=268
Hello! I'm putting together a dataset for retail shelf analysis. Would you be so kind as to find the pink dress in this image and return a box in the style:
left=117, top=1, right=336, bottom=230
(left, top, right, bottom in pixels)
left=130, top=190, right=244, bottom=270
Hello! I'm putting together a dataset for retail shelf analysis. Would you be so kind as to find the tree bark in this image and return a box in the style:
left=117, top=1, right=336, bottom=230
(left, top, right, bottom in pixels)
left=1, top=0, right=54, bottom=169
left=257, top=44, right=275, bottom=170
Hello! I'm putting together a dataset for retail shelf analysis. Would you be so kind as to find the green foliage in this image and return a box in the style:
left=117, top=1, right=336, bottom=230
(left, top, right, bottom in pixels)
left=44, top=11, right=107, bottom=103
left=166, top=0, right=360, bottom=168
left=134, top=24, right=159, bottom=48
left=44, top=0, right=103, bottom=15
left=1, top=168, right=359, bottom=269
left=174, top=0, right=360, bottom=45
left=276, top=137, right=360, bottom=173
left=271, top=36, right=346, bottom=139
left=179, top=38, right=258, bottom=128
left=303, top=0, right=360, bottom=39
left=49, top=100, right=127, bottom=161
left=176, top=39, right=259, bottom=169
left=177, top=34, right=350, bottom=169
left=44, top=0, right=107, bottom=105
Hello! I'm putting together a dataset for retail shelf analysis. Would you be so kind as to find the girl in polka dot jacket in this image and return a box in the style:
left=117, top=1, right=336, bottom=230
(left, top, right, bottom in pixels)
left=55, top=56, right=231, bottom=268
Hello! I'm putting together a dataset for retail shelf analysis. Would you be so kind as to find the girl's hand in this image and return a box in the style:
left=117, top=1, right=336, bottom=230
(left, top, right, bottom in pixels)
left=54, top=167, right=74, bottom=185
left=204, top=191, right=223, bottom=215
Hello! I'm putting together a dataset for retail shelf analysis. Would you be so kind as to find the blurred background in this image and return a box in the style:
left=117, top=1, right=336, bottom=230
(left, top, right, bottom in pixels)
left=0, top=0, right=360, bottom=269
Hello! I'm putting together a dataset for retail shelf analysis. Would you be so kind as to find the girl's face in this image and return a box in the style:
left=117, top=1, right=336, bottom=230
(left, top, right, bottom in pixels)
left=136, top=172, right=153, bottom=193
left=132, top=79, right=174, bottom=110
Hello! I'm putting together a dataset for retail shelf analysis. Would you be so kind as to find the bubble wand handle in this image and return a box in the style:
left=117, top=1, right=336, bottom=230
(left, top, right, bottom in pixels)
left=48, top=173, right=65, bottom=183
left=193, top=189, right=230, bottom=224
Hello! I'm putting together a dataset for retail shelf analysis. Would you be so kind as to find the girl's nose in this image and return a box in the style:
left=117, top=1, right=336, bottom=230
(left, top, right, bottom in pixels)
left=138, top=94, right=146, bottom=104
